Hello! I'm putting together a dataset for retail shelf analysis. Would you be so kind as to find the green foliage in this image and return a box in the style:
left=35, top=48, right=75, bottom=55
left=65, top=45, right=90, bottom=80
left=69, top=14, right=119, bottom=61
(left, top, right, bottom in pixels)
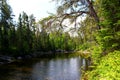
left=82, top=0, right=120, bottom=79
left=86, top=51, right=120, bottom=80
left=96, top=28, right=114, bottom=50
left=90, top=46, right=102, bottom=64
left=96, top=0, right=120, bottom=52
left=79, top=43, right=91, bottom=50
left=0, top=0, right=13, bottom=53
left=0, top=2, right=79, bottom=56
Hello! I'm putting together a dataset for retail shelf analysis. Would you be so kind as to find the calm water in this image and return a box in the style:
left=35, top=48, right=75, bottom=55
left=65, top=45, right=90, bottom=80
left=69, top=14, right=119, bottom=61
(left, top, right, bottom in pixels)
left=0, top=57, right=82, bottom=80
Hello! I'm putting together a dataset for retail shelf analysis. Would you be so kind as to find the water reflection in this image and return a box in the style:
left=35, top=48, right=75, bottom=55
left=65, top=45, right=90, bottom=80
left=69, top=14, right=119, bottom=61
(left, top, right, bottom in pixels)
left=0, top=57, right=82, bottom=80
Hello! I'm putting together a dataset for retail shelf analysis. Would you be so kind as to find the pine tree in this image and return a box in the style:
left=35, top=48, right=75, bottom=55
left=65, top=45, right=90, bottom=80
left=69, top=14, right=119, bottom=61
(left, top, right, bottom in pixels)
left=0, top=0, right=13, bottom=53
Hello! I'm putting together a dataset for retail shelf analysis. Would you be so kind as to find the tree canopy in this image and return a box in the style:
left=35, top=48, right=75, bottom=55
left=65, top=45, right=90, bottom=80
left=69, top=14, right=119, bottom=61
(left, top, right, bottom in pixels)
left=53, top=0, right=100, bottom=29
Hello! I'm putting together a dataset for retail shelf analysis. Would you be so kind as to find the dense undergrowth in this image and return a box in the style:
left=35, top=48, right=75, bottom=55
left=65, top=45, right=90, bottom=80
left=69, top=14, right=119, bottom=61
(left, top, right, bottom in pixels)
left=83, top=48, right=120, bottom=80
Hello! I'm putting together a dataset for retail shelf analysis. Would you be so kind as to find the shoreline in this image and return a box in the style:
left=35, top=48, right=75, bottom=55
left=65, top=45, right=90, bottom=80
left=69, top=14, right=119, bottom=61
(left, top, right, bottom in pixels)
left=0, top=50, right=76, bottom=65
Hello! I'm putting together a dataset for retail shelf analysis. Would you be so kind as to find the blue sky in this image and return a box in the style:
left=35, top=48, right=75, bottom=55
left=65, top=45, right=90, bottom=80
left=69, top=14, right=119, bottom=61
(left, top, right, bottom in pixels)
left=8, top=0, right=56, bottom=21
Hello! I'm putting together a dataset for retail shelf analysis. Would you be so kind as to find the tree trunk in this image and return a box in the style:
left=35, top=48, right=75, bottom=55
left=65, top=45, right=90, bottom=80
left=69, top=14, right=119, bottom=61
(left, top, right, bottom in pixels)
left=86, top=0, right=101, bottom=29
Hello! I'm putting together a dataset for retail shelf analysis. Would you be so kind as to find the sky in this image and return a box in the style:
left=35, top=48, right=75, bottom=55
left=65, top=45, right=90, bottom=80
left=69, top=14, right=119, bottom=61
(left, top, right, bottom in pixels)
left=8, top=0, right=56, bottom=21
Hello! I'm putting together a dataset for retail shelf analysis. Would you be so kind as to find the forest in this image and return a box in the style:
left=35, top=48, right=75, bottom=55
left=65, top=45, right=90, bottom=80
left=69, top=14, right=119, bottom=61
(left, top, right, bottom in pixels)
left=0, top=0, right=120, bottom=80
left=0, top=1, right=81, bottom=56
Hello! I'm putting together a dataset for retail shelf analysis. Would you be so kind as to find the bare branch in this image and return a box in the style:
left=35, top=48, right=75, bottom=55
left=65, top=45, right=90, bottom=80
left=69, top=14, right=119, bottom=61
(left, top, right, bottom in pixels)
left=54, top=0, right=100, bottom=30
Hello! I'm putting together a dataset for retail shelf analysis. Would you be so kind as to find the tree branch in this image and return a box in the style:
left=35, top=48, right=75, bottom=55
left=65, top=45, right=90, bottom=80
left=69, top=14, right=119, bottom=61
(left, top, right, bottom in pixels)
left=86, top=0, right=101, bottom=29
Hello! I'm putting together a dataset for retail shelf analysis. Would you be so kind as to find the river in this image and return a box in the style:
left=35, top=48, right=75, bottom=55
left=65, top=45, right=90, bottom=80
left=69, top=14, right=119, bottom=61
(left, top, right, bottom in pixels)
left=0, top=56, right=83, bottom=80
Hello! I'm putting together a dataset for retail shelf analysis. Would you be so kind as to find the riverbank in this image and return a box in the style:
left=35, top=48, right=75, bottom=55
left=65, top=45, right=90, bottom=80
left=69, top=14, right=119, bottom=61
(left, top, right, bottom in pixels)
left=82, top=50, right=120, bottom=80
left=0, top=50, right=76, bottom=65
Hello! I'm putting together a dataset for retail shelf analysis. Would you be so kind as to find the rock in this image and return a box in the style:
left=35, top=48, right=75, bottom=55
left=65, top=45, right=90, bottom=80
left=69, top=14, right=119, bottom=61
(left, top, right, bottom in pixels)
left=0, top=55, right=14, bottom=64
left=17, top=56, right=22, bottom=60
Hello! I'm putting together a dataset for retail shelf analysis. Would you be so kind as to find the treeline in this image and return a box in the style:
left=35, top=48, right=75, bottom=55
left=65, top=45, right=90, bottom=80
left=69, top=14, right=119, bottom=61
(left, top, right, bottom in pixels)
left=0, top=0, right=81, bottom=56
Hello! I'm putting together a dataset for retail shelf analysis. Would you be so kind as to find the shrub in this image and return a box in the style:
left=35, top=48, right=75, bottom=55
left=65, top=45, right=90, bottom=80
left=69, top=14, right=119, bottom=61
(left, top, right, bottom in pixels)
left=86, top=51, right=120, bottom=80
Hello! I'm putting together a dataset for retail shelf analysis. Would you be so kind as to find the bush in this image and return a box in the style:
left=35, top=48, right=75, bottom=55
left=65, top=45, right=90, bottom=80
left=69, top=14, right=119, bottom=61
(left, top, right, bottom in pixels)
left=85, top=51, right=120, bottom=80
left=90, top=46, right=102, bottom=64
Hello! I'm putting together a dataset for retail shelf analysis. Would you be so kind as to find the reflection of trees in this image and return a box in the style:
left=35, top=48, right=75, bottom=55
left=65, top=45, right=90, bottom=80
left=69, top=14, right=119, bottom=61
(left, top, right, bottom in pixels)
left=32, top=60, right=49, bottom=80
left=0, top=57, right=81, bottom=80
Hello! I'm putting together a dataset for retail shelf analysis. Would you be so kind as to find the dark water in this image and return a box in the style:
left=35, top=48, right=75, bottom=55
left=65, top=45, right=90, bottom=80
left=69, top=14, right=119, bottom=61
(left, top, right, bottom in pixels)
left=0, top=57, right=82, bottom=80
